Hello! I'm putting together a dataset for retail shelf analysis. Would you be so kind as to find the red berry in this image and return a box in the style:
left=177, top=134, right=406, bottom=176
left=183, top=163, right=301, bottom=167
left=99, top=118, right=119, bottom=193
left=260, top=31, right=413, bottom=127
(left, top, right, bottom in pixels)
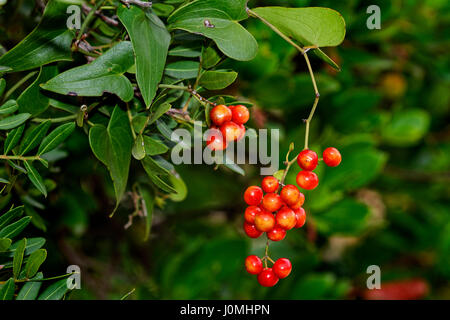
left=273, top=258, right=292, bottom=279
left=244, top=222, right=262, bottom=238
left=244, top=186, right=263, bottom=206
left=231, top=105, right=250, bottom=125
left=261, top=176, right=279, bottom=193
left=294, top=207, right=306, bottom=228
left=237, top=124, right=246, bottom=142
left=206, top=127, right=227, bottom=151
left=210, top=104, right=232, bottom=126
left=262, top=193, right=283, bottom=212
left=280, top=184, right=301, bottom=207
left=220, top=121, right=241, bottom=141
left=267, top=225, right=286, bottom=241
left=296, top=170, right=319, bottom=190
left=276, top=207, right=297, bottom=230
left=297, top=149, right=318, bottom=171
left=244, top=206, right=261, bottom=224
left=245, top=255, right=263, bottom=275
left=290, top=192, right=305, bottom=209
left=323, top=147, right=342, bottom=167
left=254, top=211, right=276, bottom=232
left=257, top=268, right=279, bottom=287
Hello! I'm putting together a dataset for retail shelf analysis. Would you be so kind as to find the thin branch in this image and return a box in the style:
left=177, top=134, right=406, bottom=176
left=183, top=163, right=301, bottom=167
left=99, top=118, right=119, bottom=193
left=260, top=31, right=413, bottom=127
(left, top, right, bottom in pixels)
left=0, top=155, right=42, bottom=161
left=120, top=0, right=152, bottom=8
left=82, top=3, right=119, bottom=27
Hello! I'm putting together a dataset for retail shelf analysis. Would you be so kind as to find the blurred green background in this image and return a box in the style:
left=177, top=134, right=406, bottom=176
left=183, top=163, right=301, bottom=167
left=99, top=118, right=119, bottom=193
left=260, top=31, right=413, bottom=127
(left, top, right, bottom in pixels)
left=2, top=0, right=449, bottom=299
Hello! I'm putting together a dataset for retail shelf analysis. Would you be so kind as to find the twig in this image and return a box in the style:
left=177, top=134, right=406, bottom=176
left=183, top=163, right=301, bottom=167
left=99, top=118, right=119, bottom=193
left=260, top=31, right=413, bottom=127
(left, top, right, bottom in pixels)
left=82, top=3, right=119, bottom=26
left=120, top=0, right=152, bottom=8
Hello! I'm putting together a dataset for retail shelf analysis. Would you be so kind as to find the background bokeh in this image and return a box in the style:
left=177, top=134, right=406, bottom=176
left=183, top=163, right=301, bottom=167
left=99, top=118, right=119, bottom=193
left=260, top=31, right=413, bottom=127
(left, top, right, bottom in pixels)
left=1, top=0, right=449, bottom=299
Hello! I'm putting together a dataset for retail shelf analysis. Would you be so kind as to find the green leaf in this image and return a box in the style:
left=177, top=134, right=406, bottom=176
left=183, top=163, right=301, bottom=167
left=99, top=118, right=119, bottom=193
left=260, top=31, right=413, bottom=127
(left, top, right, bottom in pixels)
left=16, top=272, right=43, bottom=300
left=6, top=237, right=45, bottom=258
left=149, top=102, right=171, bottom=125
left=17, top=66, right=58, bottom=116
left=118, top=6, right=171, bottom=108
left=19, top=120, right=51, bottom=155
left=168, top=174, right=187, bottom=202
left=38, top=278, right=69, bottom=300
left=0, top=99, right=18, bottom=115
left=132, top=134, right=146, bottom=160
left=13, top=238, right=27, bottom=279
left=89, top=106, right=133, bottom=214
left=252, top=7, right=346, bottom=69
left=382, top=109, right=430, bottom=146
left=0, top=78, right=6, bottom=96
left=169, top=44, right=202, bottom=58
left=23, top=161, right=47, bottom=197
left=3, top=125, right=25, bottom=154
left=0, top=238, right=12, bottom=252
left=137, top=184, right=154, bottom=241
left=41, top=42, right=134, bottom=102
left=165, top=61, right=199, bottom=79
left=0, top=206, right=24, bottom=230
left=141, top=156, right=176, bottom=193
left=0, top=216, right=31, bottom=239
left=0, top=0, right=73, bottom=72
left=201, top=46, right=222, bottom=69
left=0, top=113, right=31, bottom=130
left=143, top=135, right=169, bottom=155
left=24, top=249, right=47, bottom=278
left=38, top=122, right=76, bottom=155
left=199, top=70, right=237, bottom=90
left=0, top=278, right=15, bottom=300
left=168, top=0, right=258, bottom=61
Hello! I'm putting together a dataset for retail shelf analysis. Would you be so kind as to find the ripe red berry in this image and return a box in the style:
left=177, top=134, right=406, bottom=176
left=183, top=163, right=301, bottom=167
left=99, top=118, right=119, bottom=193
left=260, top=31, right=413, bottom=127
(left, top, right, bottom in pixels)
left=210, top=104, right=232, bottom=126
left=237, top=124, right=246, bottom=141
left=267, top=225, right=286, bottom=241
left=220, top=121, right=241, bottom=141
left=280, top=184, right=301, bottom=207
left=290, top=192, right=305, bottom=209
left=206, top=128, right=227, bottom=151
left=257, top=268, right=279, bottom=287
left=231, top=105, right=250, bottom=125
left=273, top=258, right=292, bottom=279
left=254, top=211, right=276, bottom=232
left=294, top=207, right=306, bottom=228
left=297, top=149, right=318, bottom=171
left=244, top=206, right=261, bottom=224
left=245, top=255, right=263, bottom=275
left=244, top=186, right=263, bottom=206
left=261, top=176, right=279, bottom=193
left=276, top=207, right=297, bottom=230
left=296, top=170, right=319, bottom=190
left=323, top=147, right=342, bottom=167
left=244, top=222, right=262, bottom=238
left=262, top=193, right=283, bottom=212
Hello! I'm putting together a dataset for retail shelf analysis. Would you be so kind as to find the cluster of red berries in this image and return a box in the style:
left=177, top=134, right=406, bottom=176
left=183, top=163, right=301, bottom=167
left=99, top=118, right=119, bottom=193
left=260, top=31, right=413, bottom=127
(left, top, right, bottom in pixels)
left=295, top=147, right=342, bottom=190
left=245, top=256, right=292, bottom=287
left=206, top=104, right=249, bottom=150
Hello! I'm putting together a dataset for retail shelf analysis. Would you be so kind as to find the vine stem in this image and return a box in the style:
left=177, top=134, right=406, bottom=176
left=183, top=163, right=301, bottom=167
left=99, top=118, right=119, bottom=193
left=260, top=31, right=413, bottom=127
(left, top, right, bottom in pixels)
left=246, top=8, right=320, bottom=150
left=0, top=155, right=41, bottom=161
left=2, top=71, right=38, bottom=102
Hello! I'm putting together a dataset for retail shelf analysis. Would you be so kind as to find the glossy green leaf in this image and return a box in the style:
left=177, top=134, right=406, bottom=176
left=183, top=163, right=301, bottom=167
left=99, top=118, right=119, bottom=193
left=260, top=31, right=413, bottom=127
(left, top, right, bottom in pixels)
left=137, top=184, right=154, bottom=241
left=165, top=61, right=199, bottom=79
left=23, top=161, right=47, bottom=197
left=89, top=106, right=133, bottom=214
left=149, top=102, right=171, bottom=125
left=41, top=42, right=134, bottom=102
left=168, top=174, right=187, bottom=202
left=169, top=44, right=202, bottom=58
left=6, top=237, right=45, bottom=258
left=0, top=100, right=18, bottom=115
left=38, top=278, right=69, bottom=300
left=0, top=278, right=15, bottom=300
left=199, top=70, right=237, bottom=90
left=0, top=0, right=73, bottom=72
left=0, top=238, right=12, bottom=252
left=0, top=78, right=5, bottom=96
left=118, top=6, right=171, bottom=108
left=17, top=66, right=58, bottom=116
left=13, top=238, right=27, bottom=279
left=25, top=248, right=47, bottom=278
left=141, top=156, right=176, bottom=193
left=38, top=122, right=76, bottom=155
left=132, top=134, right=146, bottom=160
left=16, top=272, right=43, bottom=300
left=0, top=206, right=24, bottom=230
left=0, top=216, right=31, bottom=239
left=143, top=135, right=169, bottom=155
left=252, top=7, right=346, bottom=69
left=19, top=120, right=51, bottom=155
left=0, top=113, right=31, bottom=130
left=168, top=0, right=258, bottom=61
left=201, top=46, right=222, bottom=69
left=3, top=125, right=25, bottom=154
